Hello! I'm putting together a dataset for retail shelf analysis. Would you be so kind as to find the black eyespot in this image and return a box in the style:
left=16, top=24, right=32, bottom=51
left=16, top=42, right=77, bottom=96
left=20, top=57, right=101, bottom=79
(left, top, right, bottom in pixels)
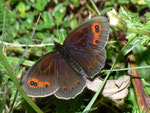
left=95, top=40, right=99, bottom=43
left=95, top=29, right=99, bottom=33
left=95, top=25, right=99, bottom=29
left=89, top=67, right=93, bottom=71
left=34, top=82, right=38, bottom=86
left=77, top=81, right=80, bottom=85
left=63, top=87, right=68, bottom=92
left=45, top=84, right=49, bottom=88
left=30, top=81, right=34, bottom=85
left=88, top=66, right=94, bottom=71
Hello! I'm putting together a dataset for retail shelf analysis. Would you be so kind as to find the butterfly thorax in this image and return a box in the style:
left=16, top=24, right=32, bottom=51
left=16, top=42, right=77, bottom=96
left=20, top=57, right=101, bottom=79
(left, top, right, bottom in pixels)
left=54, top=41, right=86, bottom=76
left=54, top=41, right=69, bottom=59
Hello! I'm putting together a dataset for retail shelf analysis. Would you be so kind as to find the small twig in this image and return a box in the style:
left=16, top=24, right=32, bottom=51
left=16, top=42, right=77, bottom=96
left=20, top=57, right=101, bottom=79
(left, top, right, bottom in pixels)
left=0, top=41, right=54, bottom=47
left=129, top=55, right=150, bottom=112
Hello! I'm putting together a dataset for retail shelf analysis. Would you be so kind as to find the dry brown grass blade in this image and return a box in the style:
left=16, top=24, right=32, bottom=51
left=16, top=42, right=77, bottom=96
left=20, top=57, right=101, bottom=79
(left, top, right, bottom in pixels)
left=107, top=8, right=150, bottom=112
left=129, top=55, right=150, bottom=112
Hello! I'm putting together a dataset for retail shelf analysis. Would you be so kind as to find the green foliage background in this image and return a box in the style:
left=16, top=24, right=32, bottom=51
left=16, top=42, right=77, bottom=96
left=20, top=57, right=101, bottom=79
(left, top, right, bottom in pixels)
left=0, top=0, right=150, bottom=113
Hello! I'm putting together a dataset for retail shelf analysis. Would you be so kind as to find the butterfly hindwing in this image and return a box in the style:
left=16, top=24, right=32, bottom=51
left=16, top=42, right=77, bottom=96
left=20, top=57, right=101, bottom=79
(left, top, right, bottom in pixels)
left=68, top=49, right=106, bottom=78
left=54, top=54, right=86, bottom=99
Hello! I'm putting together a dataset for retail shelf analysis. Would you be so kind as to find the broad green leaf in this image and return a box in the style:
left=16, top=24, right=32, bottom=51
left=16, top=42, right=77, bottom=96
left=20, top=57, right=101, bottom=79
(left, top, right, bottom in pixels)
left=70, top=18, right=78, bottom=30
left=53, top=3, right=66, bottom=25
left=63, top=17, right=70, bottom=28
left=35, top=0, right=49, bottom=11
left=23, top=14, right=34, bottom=29
left=36, top=32, right=45, bottom=40
left=18, top=2, right=26, bottom=18
left=37, top=12, right=54, bottom=30
left=71, top=0, right=80, bottom=7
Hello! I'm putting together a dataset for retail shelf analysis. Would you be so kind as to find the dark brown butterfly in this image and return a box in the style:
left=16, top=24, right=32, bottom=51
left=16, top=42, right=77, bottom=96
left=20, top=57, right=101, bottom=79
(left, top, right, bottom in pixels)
left=21, top=16, right=110, bottom=99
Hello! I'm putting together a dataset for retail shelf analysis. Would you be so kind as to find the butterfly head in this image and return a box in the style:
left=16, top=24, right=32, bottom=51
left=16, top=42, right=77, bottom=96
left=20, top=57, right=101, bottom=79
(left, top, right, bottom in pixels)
left=54, top=41, right=66, bottom=54
left=54, top=41, right=62, bottom=50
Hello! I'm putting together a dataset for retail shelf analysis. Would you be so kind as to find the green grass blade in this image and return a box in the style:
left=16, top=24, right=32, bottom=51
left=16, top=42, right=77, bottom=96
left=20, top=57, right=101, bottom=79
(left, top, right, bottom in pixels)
left=0, top=70, right=3, bottom=87
left=7, top=56, right=150, bottom=73
left=0, top=49, right=43, bottom=113
left=6, top=56, right=34, bottom=66
left=83, top=65, right=114, bottom=112
left=1, top=9, right=6, bottom=48
left=102, top=65, right=150, bottom=72
left=83, top=1, right=143, bottom=111
left=16, top=13, right=41, bottom=69
left=0, top=90, right=8, bottom=113
left=89, top=0, right=101, bottom=16
left=9, top=13, right=42, bottom=113
left=83, top=36, right=142, bottom=112
left=0, top=12, right=43, bottom=113
left=115, top=35, right=143, bottom=65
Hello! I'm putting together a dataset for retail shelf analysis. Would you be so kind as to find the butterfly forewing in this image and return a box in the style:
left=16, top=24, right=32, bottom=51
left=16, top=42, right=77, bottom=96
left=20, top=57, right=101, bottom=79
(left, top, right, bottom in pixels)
left=63, top=16, right=109, bottom=78
left=22, top=52, right=60, bottom=97
left=22, top=51, right=86, bottom=99
left=64, top=16, right=109, bottom=53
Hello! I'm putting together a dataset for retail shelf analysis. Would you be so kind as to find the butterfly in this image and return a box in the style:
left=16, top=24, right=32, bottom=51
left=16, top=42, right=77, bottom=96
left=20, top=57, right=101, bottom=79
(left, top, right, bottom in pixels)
left=21, top=16, right=110, bottom=100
